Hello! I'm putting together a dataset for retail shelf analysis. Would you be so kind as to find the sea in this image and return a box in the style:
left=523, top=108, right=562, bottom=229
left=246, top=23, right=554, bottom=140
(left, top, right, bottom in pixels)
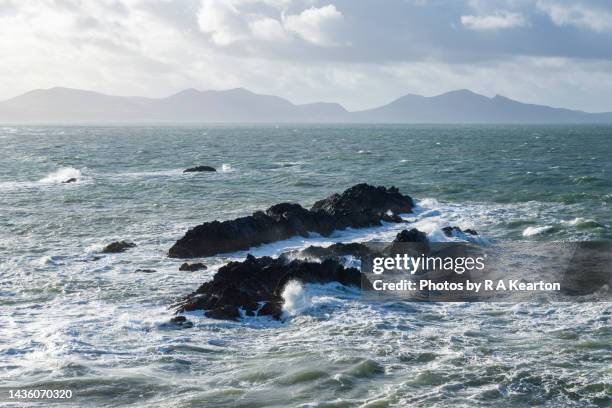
left=0, top=124, right=610, bottom=407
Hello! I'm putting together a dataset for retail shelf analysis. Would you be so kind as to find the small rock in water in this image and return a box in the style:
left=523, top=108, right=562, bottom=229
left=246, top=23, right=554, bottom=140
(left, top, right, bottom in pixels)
left=179, top=262, right=207, bottom=272
left=169, top=315, right=194, bottom=328
left=62, top=178, right=77, bottom=183
left=102, top=241, right=136, bottom=253
left=135, top=268, right=156, bottom=273
left=183, top=165, right=216, bottom=173
left=442, top=226, right=478, bottom=237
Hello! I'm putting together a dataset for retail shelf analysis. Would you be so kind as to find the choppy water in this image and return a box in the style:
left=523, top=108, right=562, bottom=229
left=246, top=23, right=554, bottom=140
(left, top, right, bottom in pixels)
left=0, top=125, right=610, bottom=407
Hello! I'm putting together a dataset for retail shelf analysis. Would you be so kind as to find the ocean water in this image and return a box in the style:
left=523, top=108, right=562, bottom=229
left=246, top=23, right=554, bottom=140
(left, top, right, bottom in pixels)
left=0, top=124, right=610, bottom=407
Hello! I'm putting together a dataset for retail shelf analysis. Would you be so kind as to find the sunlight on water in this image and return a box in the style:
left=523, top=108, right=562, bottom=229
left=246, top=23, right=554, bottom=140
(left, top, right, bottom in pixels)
left=0, top=124, right=610, bottom=407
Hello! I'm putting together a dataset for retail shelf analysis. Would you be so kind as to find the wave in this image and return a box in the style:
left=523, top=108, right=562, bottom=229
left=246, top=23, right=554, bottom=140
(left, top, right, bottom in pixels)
left=281, top=281, right=360, bottom=319
left=0, top=167, right=85, bottom=191
left=39, top=167, right=82, bottom=184
left=522, top=225, right=553, bottom=237
left=561, top=217, right=606, bottom=229
left=281, top=281, right=309, bottom=318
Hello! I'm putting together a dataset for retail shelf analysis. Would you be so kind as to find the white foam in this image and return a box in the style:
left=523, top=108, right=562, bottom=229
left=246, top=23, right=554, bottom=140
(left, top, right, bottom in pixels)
left=220, top=163, right=233, bottom=172
left=39, top=167, right=82, bottom=184
left=280, top=281, right=360, bottom=319
left=522, top=225, right=553, bottom=237
left=281, top=281, right=309, bottom=317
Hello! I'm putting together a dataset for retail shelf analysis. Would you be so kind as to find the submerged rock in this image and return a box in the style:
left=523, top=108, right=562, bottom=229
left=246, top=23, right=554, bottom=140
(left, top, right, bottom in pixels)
left=442, top=226, right=478, bottom=237
left=179, top=262, right=207, bottom=272
left=135, top=268, right=156, bottom=273
left=183, top=165, right=216, bottom=173
left=173, top=254, right=368, bottom=320
left=62, top=177, right=77, bottom=184
left=169, top=315, right=194, bottom=329
left=102, top=241, right=136, bottom=253
left=168, top=184, right=413, bottom=258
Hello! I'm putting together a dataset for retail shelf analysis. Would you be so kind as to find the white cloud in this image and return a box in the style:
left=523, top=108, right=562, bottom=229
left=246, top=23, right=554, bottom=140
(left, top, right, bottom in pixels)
left=283, top=4, right=343, bottom=46
left=196, top=2, right=344, bottom=46
left=197, top=0, right=247, bottom=46
left=461, top=10, right=527, bottom=30
left=1, top=0, right=612, bottom=113
left=537, top=0, right=612, bottom=32
left=249, top=17, right=289, bottom=42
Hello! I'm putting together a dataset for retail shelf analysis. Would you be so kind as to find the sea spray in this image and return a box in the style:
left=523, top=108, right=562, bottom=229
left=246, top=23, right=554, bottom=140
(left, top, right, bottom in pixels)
left=281, top=281, right=309, bottom=318
left=522, top=225, right=553, bottom=237
left=39, top=167, right=82, bottom=184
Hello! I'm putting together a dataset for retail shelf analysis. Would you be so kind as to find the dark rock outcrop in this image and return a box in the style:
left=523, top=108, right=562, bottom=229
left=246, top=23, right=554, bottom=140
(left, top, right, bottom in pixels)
left=173, top=255, right=367, bottom=320
left=394, top=228, right=428, bottom=243
left=62, top=177, right=77, bottom=183
left=168, top=184, right=413, bottom=258
left=442, top=226, right=478, bottom=237
left=297, top=242, right=377, bottom=261
left=183, top=165, right=216, bottom=173
left=135, top=268, right=156, bottom=273
left=102, top=241, right=136, bottom=253
left=179, top=262, right=208, bottom=272
left=386, top=228, right=430, bottom=255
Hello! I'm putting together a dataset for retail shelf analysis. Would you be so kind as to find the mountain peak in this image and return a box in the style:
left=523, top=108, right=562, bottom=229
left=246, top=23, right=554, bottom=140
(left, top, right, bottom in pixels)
left=436, top=89, right=486, bottom=98
left=1, top=86, right=610, bottom=123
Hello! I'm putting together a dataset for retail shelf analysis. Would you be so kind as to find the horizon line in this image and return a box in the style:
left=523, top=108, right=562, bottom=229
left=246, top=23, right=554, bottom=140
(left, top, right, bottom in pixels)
left=5, top=86, right=612, bottom=115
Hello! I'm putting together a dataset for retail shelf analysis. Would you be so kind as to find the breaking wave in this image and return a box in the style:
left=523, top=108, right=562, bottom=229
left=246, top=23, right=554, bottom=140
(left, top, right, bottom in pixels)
left=39, top=167, right=82, bottom=184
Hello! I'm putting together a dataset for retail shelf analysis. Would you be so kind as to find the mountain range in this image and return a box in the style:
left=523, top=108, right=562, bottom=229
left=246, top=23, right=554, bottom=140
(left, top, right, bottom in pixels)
left=1, top=87, right=611, bottom=124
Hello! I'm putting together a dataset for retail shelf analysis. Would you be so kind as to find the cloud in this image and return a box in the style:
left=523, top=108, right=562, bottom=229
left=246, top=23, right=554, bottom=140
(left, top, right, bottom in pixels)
left=461, top=10, right=527, bottom=30
left=249, top=17, right=289, bottom=42
left=195, top=2, right=344, bottom=47
left=283, top=4, right=343, bottom=46
left=2, top=0, right=612, bottom=112
left=537, top=0, right=612, bottom=32
left=197, top=0, right=247, bottom=46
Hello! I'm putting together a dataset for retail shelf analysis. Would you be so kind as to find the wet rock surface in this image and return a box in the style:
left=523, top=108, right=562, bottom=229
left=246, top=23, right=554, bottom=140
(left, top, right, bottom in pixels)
left=179, top=262, right=207, bottom=271
left=442, top=226, right=478, bottom=237
left=102, top=241, right=136, bottom=253
left=183, top=165, right=216, bottom=173
left=168, top=315, right=194, bottom=329
left=173, top=255, right=367, bottom=320
left=168, top=184, right=413, bottom=258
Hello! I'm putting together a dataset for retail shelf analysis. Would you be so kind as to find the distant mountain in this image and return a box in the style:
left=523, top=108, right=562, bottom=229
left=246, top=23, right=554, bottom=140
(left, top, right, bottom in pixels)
left=351, top=89, right=612, bottom=123
left=1, top=87, right=611, bottom=123
left=0, top=87, right=349, bottom=123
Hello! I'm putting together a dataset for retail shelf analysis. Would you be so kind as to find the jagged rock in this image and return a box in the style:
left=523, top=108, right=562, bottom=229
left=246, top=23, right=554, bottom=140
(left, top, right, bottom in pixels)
left=168, top=184, right=413, bottom=258
left=102, top=241, right=136, bottom=253
left=183, top=165, right=216, bottom=173
left=394, top=228, right=428, bottom=243
left=62, top=178, right=77, bottom=183
left=173, top=254, right=368, bottom=320
left=296, top=242, right=377, bottom=262
left=442, top=226, right=478, bottom=237
left=179, top=262, right=207, bottom=272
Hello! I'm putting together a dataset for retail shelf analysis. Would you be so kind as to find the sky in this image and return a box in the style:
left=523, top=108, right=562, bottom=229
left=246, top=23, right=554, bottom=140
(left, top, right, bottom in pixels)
left=1, top=0, right=612, bottom=112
